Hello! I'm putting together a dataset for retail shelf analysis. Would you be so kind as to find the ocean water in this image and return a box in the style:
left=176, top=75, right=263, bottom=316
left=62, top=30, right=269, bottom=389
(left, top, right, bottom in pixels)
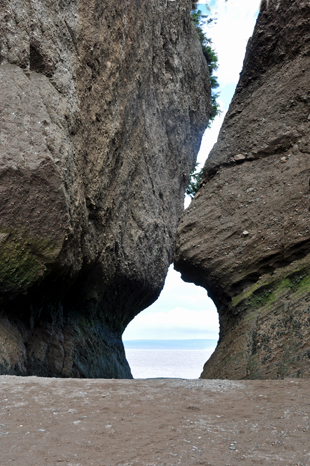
left=125, top=348, right=215, bottom=379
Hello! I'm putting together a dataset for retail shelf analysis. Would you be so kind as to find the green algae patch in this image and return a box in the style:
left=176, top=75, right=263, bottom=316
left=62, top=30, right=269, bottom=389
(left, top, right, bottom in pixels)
left=279, top=272, right=310, bottom=297
left=231, top=278, right=276, bottom=311
left=232, top=255, right=310, bottom=316
left=232, top=285, right=275, bottom=316
left=0, top=228, right=62, bottom=295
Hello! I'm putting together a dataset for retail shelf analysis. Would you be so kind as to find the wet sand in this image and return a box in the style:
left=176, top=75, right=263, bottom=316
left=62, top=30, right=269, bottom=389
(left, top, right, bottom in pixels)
left=0, top=376, right=309, bottom=465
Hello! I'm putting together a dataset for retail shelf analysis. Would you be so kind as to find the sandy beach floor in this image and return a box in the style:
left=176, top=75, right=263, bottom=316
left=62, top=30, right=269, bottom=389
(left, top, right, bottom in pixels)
left=0, top=376, right=309, bottom=465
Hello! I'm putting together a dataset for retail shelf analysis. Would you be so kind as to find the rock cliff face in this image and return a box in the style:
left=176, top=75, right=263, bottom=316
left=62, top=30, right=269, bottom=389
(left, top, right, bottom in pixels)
left=175, top=0, right=310, bottom=379
left=0, top=0, right=211, bottom=377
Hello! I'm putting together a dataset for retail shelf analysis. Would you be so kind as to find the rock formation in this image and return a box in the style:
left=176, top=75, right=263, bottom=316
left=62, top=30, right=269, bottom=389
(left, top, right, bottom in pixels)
left=0, top=0, right=211, bottom=377
left=175, top=0, right=310, bottom=379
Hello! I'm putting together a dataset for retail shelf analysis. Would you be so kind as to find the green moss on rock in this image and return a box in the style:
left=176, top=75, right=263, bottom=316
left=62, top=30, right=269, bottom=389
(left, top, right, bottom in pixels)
left=0, top=228, right=62, bottom=295
left=232, top=258, right=310, bottom=317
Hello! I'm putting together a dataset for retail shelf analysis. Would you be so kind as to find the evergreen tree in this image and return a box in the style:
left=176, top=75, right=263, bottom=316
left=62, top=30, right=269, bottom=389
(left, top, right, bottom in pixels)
left=191, top=8, right=220, bottom=125
left=186, top=6, right=221, bottom=199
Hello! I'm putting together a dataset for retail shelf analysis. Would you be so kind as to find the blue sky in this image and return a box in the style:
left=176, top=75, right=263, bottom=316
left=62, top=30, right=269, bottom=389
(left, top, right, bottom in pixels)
left=123, top=0, right=261, bottom=342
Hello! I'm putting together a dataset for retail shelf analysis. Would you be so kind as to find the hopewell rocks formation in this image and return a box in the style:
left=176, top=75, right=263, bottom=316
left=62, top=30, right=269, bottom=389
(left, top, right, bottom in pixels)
left=0, top=0, right=211, bottom=377
left=175, top=0, right=310, bottom=379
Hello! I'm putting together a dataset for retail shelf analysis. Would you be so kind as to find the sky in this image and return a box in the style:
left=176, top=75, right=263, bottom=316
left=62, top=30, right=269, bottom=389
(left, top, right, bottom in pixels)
left=123, top=0, right=261, bottom=342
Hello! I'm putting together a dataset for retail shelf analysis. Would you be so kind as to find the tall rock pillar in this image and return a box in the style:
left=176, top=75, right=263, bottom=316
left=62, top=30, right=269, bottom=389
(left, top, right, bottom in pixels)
left=175, top=0, right=310, bottom=379
left=0, top=0, right=211, bottom=377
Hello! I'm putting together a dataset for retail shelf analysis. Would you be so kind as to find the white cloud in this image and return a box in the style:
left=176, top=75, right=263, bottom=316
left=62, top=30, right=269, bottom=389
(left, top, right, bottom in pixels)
left=123, top=267, right=219, bottom=340
left=123, top=306, right=219, bottom=340
left=140, top=266, right=216, bottom=315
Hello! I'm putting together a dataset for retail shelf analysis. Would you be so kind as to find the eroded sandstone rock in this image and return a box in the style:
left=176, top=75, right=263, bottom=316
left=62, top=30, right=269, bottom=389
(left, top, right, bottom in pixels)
left=0, top=0, right=211, bottom=376
left=175, top=0, right=310, bottom=379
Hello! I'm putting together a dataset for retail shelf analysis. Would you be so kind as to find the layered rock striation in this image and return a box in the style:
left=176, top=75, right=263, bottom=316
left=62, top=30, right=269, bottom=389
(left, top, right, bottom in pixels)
left=0, top=0, right=211, bottom=377
left=175, top=0, right=310, bottom=379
